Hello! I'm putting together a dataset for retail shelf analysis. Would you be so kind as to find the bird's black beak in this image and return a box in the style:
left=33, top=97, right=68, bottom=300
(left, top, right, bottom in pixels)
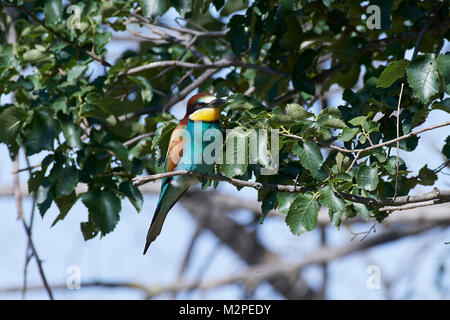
left=209, top=98, right=226, bottom=108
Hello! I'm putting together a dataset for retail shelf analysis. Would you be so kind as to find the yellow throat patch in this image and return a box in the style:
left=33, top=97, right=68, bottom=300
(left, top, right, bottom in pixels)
left=188, top=107, right=220, bottom=122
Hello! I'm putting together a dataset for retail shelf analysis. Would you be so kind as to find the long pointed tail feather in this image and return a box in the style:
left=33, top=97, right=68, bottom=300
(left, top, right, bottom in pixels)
left=143, top=184, right=188, bottom=255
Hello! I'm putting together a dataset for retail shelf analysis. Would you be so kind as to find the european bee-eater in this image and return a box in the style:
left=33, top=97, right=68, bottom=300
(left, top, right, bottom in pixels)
left=143, top=93, right=225, bottom=254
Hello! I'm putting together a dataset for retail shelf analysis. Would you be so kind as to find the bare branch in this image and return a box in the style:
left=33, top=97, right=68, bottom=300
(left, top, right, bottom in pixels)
left=13, top=156, right=54, bottom=300
left=2, top=222, right=442, bottom=298
left=126, top=59, right=289, bottom=77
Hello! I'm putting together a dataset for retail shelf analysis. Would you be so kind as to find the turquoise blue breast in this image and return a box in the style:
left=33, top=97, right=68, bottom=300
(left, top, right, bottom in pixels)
left=173, top=120, right=221, bottom=186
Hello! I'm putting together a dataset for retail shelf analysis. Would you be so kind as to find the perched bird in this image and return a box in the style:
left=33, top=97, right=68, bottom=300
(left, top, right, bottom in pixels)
left=143, top=93, right=225, bottom=254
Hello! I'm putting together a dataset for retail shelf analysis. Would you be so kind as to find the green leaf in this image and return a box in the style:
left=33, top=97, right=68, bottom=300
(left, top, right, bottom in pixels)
left=94, top=32, right=112, bottom=52
left=349, top=115, right=367, bottom=127
left=377, top=59, right=409, bottom=88
left=276, top=192, right=298, bottom=215
left=438, top=54, right=450, bottom=95
left=105, top=140, right=131, bottom=170
left=80, top=220, right=99, bottom=240
left=338, top=127, right=359, bottom=142
left=353, top=202, right=371, bottom=220
left=271, top=104, right=312, bottom=124
left=44, top=0, right=63, bottom=25
left=443, top=136, right=450, bottom=159
left=52, top=191, right=79, bottom=226
left=286, top=193, right=319, bottom=235
left=319, top=185, right=346, bottom=228
left=285, top=103, right=310, bottom=120
left=319, top=185, right=346, bottom=213
left=406, top=54, right=440, bottom=104
left=357, top=165, right=379, bottom=191
left=36, top=178, right=52, bottom=216
left=293, top=74, right=315, bottom=95
left=59, top=115, right=82, bottom=149
left=23, top=111, right=56, bottom=155
left=293, top=141, right=323, bottom=176
left=316, top=114, right=346, bottom=129
left=431, top=98, right=450, bottom=114
left=227, top=15, right=249, bottom=55
left=23, top=49, right=53, bottom=63
left=130, top=76, right=153, bottom=103
left=119, top=181, right=143, bottom=212
left=66, top=65, right=87, bottom=86
left=261, top=191, right=277, bottom=217
left=417, top=165, right=437, bottom=186
left=140, top=0, right=168, bottom=18
left=222, top=128, right=248, bottom=178
left=334, top=65, right=360, bottom=89
left=81, top=188, right=121, bottom=236
left=50, top=165, right=79, bottom=198
left=0, top=107, right=26, bottom=144
left=172, top=0, right=193, bottom=17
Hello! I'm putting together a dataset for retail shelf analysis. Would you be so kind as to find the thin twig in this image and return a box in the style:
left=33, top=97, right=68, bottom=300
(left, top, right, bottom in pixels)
left=13, top=156, right=54, bottom=300
left=394, top=83, right=405, bottom=200
left=282, top=121, right=450, bottom=154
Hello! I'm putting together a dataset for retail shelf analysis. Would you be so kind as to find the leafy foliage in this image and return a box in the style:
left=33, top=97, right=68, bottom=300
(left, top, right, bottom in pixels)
left=0, top=0, right=448, bottom=240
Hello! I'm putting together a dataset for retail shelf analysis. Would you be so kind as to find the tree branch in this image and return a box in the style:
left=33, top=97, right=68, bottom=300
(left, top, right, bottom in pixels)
left=283, top=121, right=450, bottom=154
left=132, top=171, right=450, bottom=208
left=13, top=157, right=54, bottom=300
left=126, top=59, right=289, bottom=77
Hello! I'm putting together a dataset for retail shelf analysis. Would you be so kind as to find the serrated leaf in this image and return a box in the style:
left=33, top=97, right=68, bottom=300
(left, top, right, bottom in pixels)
left=119, top=181, right=143, bottom=212
left=44, top=0, right=63, bottom=25
left=261, top=191, right=277, bottom=217
left=81, top=188, right=121, bottom=236
left=80, top=220, right=99, bottom=240
left=443, top=136, right=450, bottom=159
left=357, top=165, right=378, bottom=191
left=59, top=115, right=82, bottom=149
left=418, top=165, right=437, bottom=186
left=0, top=107, right=26, bottom=144
left=286, top=193, right=319, bottom=235
left=130, top=75, right=153, bottom=103
left=227, top=15, right=249, bottom=55
left=353, top=202, right=371, bottom=220
left=222, top=128, right=248, bottom=178
left=292, top=141, right=323, bottom=176
left=23, top=111, right=56, bottom=155
left=285, top=103, right=310, bottom=120
left=36, top=178, right=52, bottom=216
left=349, top=115, right=367, bottom=126
left=431, top=99, right=450, bottom=114
left=52, top=192, right=79, bottom=226
left=140, top=0, right=167, bottom=18
left=50, top=165, right=79, bottom=198
left=317, top=115, right=346, bottom=129
left=377, top=59, right=409, bottom=88
left=276, top=192, right=297, bottom=215
left=338, top=127, right=359, bottom=142
left=438, top=54, right=450, bottom=95
left=406, top=54, right=440, bottom=104
left=319, top=185, right=346, bottom=213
